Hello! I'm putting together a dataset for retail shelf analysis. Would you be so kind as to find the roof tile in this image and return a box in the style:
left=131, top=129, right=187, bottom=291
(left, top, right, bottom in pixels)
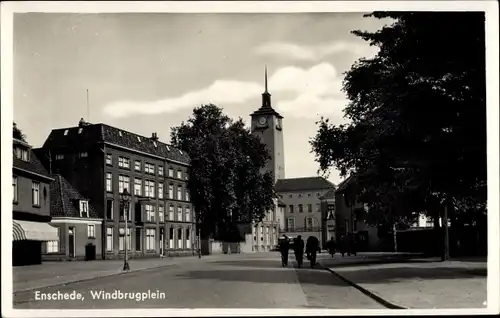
left=50, top=174, right=100, bottom=219
left=12, top=140, right=52, bottom=179
left=275, top=177, right=335, bottom=193
left=42, top=122, right=190, bottom=165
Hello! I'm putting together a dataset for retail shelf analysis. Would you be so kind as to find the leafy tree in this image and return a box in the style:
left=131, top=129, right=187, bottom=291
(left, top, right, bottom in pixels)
left=311, top=12, right=486, bottom=227
left=13, top=122, right=27, bottom=142
left=171, top=104, right=275, bottom=240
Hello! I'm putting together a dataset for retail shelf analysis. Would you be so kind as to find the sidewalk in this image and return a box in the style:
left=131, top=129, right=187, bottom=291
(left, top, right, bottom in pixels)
left=13, top=254, right=226, bottom=293
left=320, top=256, right=487, bottom=309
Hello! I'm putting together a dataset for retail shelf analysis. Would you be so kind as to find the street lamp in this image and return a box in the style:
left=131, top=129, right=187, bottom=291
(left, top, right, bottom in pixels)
left=120, top=188, right=131, bottom=271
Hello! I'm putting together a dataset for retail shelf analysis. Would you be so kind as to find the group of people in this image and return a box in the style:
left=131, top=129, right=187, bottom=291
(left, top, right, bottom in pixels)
left=278, top=235, right=321, bottom=268
left=279, top=234, right=359, bottom=268
left=325, top=234, right=358, bottom=257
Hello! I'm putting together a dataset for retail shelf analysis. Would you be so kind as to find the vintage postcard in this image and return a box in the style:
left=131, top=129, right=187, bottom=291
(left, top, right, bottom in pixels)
left=1, top=1, right=498, bottom=317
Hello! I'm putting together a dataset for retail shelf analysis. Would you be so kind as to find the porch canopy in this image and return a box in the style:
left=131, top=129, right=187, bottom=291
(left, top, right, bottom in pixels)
left=13, top=220, right=59, bottom=241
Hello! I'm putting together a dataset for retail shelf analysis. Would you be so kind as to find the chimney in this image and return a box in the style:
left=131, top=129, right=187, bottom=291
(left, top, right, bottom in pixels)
left=79, top=118, right=86, bottom=127
left=151, top=132, right=159, bottom=141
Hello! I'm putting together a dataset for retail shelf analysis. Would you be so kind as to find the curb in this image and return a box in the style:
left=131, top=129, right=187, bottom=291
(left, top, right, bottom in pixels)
left=13, top=263, right=176, bottom=296
left=13, top=253, right=228, bottom=296
left=323, top=267, right=407, bottom=310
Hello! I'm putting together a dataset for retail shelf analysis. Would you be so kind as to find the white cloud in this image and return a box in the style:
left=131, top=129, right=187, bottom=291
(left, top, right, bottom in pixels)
left=103, top=63, right=349, bottom=122
left=254, top=41, right=379, bottom=61
left=277, top=94, right=348, bottom=121
left=103, top=80, right=263, bottom=118
left=269, top=63, right=349, bottom=121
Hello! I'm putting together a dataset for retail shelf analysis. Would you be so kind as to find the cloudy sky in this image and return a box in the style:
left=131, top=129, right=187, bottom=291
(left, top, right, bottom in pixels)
left=14, top=13, right=389, bottom=185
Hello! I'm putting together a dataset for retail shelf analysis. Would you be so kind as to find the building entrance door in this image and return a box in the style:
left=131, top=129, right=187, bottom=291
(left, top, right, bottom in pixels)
left=69, top=227, right=75, bottom=258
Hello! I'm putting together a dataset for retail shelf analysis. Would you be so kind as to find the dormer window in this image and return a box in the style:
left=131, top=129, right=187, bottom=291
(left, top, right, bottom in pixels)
left=153, top=141, right=157, bottom=147
left=179, top=150, right=183, bottom=155
left=137, top=136, right=141, bottom=142
left=78, top=128, right=83, bottom=134
left=64, top=130, right=69, bottom=136
left=166, top=145, right=170, bottom=151
left=119, top=131, right=123, bottom=137
left=79, top=200, right=89, bottom=218
left=15, top=147, right=30, bottom=162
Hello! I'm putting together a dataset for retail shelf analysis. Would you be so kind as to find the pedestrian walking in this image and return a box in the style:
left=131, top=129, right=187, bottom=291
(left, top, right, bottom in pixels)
left=293, top=235, right=305, bottom=268
left=278, top=235, right=290, bottom=267
left=339, top=235, right=346, bottom=257
left=326, top=237, right=336, bottom=257
left=306, top=236, right=320, bottom=268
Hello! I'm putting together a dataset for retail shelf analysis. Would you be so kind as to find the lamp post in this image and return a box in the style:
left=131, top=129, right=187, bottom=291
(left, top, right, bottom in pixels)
left=120, top=188, right=131, bottom=271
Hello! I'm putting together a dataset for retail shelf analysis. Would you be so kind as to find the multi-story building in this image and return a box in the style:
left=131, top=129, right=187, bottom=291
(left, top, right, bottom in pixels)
left=12, top=137, right=59, bottom=266
left=36, top=119, right=196, bottom=259
left=335, top=176, right=380, bottom=251
left=277, top=177, right=335, bottom=247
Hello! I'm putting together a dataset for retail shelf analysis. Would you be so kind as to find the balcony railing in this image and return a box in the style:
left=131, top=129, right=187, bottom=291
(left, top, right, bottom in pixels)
left=280, top=226, right=322, bottom=233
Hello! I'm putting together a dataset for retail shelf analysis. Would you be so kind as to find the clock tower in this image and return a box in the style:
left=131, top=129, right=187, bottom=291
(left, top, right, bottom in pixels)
left=250, top=66, right=285, bottom=184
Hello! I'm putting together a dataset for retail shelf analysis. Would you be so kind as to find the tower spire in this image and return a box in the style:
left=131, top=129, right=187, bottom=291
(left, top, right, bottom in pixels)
left=262, top=65, right=271, bottom=109
left=265, top=65, right=268, bottom=93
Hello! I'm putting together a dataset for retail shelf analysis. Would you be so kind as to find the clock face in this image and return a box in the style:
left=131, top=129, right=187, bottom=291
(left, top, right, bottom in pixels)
left=259, top=117, right=267, bottom=125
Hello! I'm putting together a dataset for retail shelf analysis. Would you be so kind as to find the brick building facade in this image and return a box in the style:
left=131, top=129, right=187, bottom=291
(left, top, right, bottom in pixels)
left=36, top=119, right=196, bottom=259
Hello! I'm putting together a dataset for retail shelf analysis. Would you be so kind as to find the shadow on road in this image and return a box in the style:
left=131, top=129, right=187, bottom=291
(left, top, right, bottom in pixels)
left=214, top=260, right=286, bottom=269
left=321, top=258, right=433, bottom=269
left=175, top=265, right=347, bottom=286
left=328, top=266, right=486, bottom=285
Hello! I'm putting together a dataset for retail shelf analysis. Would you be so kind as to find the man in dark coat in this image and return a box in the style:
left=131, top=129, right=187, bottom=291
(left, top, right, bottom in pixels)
left=306, top=236, right=320, bottom=267
left=293, top=235, right=305, bottom=268
left=339, top=235, right=346, bottom=257
left=278, top=235, right=290, bottom=267
left=326, top=237, right=336, bottom=257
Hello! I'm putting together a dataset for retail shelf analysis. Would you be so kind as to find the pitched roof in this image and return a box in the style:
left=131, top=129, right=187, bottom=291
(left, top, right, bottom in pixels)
left=42, top=121, right=190, bottom=165
left=275, top=177, right=335, bottom=193
left=50, top=174, right=100, bottom=218
left=13, top=139, right=52, bottom=180
left=336, top=175, right=354, bottom=192
left=320, top=188, right=336, bottom=200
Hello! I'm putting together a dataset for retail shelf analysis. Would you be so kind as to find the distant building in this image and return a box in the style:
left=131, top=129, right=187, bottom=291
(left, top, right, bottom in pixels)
left=335, top=176, right=382, bottom=251
left=320, top=188, right=336, bottom=244
left=12, top=137, right=58, bottom=266
left=276, top=177, right=335, bottom=247
left=43, top=174, right=103, bottom=261
left=36, top=119, right=196, bottom=259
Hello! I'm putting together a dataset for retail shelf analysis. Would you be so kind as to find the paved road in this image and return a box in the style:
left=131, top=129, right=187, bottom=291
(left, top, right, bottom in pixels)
left=13, top=253, right=384, bottom=309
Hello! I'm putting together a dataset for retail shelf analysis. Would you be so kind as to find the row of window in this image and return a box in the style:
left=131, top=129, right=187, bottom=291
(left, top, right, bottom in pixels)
left=251, top=226, right=277, bottom=244
left=106, top=173, right=190, bottom=201
left=105, top=227, right=193, bottom=252
left=280, top=192, right=323, bottom=199
left=288, top=203, right=321, bottom=214
left=12, top=176, right=41, bottom=206
left=45, top=226, right=194, bottom=254
left=286, top=216, right=320, bottom=230
left=108, top=154, right=188, bottom=180
left=55, top=152, right=88, bottom=160
left=105, top=199, right=193, bottom=223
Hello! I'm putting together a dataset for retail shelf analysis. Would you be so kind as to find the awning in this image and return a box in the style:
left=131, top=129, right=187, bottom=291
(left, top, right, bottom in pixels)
left=13, top=220, right=59, bottom=241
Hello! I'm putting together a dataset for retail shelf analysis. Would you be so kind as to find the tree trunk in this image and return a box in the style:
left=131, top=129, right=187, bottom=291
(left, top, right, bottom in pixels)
left=442, top=203, right=450, bottom=261
left=393, top=222, right=398, bottom=253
